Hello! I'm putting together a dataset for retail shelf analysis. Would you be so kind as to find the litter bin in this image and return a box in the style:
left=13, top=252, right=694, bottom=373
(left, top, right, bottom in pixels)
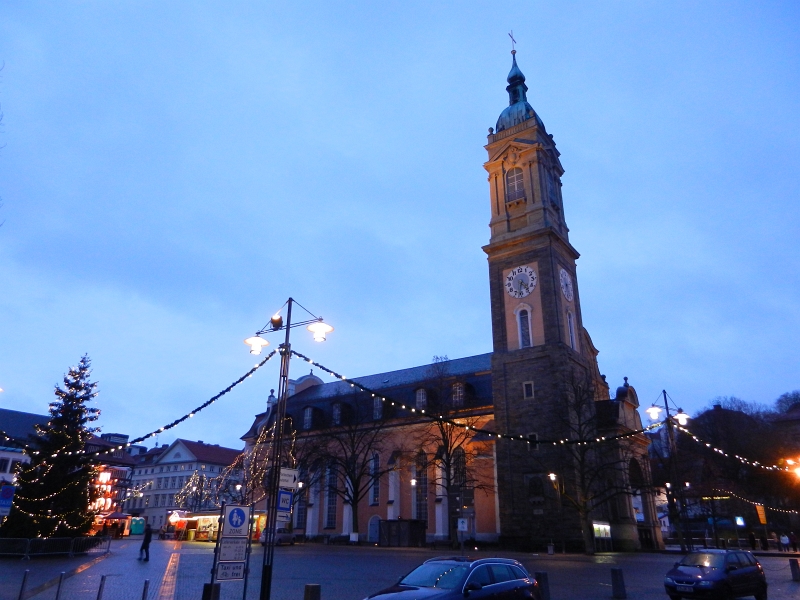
left=547, top=543, right=554, bottom=555
left=187, top=529, right=196, bottom=541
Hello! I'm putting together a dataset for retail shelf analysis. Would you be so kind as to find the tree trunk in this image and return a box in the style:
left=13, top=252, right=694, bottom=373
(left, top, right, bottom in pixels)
left=580, top=511, right=595, bottom=554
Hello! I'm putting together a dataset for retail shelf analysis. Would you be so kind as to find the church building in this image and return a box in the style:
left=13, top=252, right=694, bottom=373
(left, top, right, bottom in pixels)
left=242, top=51, right=662, bottom=552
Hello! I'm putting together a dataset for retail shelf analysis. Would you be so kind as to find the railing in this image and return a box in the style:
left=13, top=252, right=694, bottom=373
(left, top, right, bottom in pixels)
left=0, top=536, right=110, bottom=559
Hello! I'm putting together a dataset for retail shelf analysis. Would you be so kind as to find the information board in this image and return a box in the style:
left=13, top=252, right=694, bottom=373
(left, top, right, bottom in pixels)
left=219, top=537, right=248, bottom=562
left=216, top=561, right=246, bottom=581
left=0, top=486, right=15, bottom=517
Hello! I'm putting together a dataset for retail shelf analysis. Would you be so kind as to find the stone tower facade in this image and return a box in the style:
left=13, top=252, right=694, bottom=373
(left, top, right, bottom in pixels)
left=483, top=52, right=638, bottom=549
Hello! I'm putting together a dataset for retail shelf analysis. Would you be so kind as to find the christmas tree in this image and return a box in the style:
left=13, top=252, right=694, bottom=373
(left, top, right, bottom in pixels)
left=2, top=355, right=100, bottom=538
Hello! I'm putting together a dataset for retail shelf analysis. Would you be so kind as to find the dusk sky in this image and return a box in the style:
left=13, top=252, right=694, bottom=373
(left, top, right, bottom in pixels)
left=1, top=2, right=798, bottom=451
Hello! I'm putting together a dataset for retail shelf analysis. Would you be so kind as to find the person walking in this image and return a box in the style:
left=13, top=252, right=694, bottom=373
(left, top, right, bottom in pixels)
left=139, top=524, right=153, bottom=561
left=748, top=532, right=757, bottom=551
left=780, top=533, right=790, bottom=552
left=791, top=532, right=798, bottom=553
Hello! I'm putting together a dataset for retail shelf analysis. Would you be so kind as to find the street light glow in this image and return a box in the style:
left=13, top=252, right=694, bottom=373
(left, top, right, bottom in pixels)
left=244, top=336, right=270, bottom=355
left=307, top=322, right=334, bottom=342
left=645, top=405, right=661, bottom=420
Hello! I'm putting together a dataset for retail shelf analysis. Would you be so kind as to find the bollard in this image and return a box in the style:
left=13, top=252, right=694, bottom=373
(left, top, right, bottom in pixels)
left=201, top=583, right=220, bottom=600
left=791, top=559, right=800, bottom=582
left=54, top=573, right=66, bottom=600
left=17, top=570, right=29, bottom=600
left=96, top=575, right=107, bottom=600
left=304, top=584, right=322, bottom=600
left=141, top=579, right=150, bottom=600
left=534, top=572, right=550, bottom=600
left=611, top=568, right=626, bottom=599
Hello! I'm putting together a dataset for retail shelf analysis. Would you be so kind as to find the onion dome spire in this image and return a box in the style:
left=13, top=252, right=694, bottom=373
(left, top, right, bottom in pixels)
left=495, top=49, right=540, bottom=133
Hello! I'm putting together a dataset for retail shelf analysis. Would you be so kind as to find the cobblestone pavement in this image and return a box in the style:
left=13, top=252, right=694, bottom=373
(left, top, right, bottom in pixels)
left=4, top=539, right=800, bottom=600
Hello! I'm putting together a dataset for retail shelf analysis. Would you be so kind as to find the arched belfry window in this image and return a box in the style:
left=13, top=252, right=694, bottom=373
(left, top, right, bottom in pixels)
left=505, top=168, right=525, bottom=202
left=514, top=304, right=533, bottom=349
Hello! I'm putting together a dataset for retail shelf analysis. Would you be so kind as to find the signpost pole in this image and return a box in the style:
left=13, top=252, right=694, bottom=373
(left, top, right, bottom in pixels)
left=242, top=502, right=255, bottom=600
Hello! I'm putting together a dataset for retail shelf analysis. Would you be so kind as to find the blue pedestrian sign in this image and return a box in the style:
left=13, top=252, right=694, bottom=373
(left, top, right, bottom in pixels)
left=277, top=490, right=293, bottom=513
left=221, top=505, right=250, bottom=537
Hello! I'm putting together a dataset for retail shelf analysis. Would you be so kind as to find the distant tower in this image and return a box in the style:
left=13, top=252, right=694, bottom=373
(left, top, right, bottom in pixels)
left=484, top=50, right=610, bottom=547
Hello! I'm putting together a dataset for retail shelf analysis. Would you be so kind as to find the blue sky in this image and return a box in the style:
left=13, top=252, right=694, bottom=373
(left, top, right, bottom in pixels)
left=1, top=2, right=798, bottom=450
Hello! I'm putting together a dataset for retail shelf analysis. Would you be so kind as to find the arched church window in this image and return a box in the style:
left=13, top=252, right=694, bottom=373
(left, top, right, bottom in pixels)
left=505, top=168, right=525, bottom=202
left=518, top=309, right=532, bottom=348
left=514, top=304, right=533, bottom=349
left=415, top=388, right=427, bottom=409
left=567, top=312, right=576, bottom=350
left=332, top=403, right=342, bottom=425
left=303, top=406, right=313, bottom=430
left=452, top=383, right=465, bottom=407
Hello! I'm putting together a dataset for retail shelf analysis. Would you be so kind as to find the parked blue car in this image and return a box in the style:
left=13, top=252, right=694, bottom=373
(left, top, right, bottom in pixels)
left=664, top=549, right=767, bottom=600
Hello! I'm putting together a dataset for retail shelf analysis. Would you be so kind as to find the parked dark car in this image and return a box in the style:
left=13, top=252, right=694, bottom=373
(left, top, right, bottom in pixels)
left=364, top=556, right=541, bottom=600
left=664, top=549, right=767, bottom=600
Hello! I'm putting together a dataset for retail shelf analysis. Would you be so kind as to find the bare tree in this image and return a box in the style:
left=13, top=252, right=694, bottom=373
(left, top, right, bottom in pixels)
left=412, top=356, right=494, bottom=543
left=539, top=374, right=640, bottom=554
left=301, top=391, right=395, bottom=537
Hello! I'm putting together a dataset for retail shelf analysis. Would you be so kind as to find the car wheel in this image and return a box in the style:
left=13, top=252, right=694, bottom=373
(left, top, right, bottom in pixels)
left=754, top=583, right=768, bottom=600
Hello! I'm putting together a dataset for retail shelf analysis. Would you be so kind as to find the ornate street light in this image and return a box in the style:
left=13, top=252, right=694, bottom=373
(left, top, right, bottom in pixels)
left=246, top=297, right=332, bottom=600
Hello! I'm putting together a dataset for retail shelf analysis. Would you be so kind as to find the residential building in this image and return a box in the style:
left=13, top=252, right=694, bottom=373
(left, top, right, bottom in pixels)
left=124, top=439, right=242, bottom=528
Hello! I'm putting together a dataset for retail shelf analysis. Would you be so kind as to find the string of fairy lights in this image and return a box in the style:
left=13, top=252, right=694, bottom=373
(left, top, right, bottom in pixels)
left=291, top=350, right=663, bottom=446
left=7, top=350, right=278, bottom=462
left=11, top=344, right=800, bottom=527
left=712, top=489, right=800, bottom=515
left=675, top=425, right=790, bottom=473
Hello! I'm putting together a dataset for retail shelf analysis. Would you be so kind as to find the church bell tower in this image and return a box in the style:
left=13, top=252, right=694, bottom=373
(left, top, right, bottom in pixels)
left=484, top=50, right=609, bottom=545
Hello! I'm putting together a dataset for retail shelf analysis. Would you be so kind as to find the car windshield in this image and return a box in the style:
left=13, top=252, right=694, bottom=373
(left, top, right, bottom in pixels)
left=400, top=564, right=469, bottom=589
left=679, top=553, right=724, bottom=569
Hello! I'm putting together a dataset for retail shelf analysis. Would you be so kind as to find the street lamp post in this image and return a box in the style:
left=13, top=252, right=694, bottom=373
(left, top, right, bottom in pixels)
left=244, top=297, right=332, bottom=600
left=647, top=390, right=691, bottom=551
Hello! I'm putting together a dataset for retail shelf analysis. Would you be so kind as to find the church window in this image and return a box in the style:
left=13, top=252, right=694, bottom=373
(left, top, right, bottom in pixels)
left=373, top=397, right=383, bottom=420
left=332, top=403, right=342, bottom=425
left=452, top=383, right=465, bottom=407
left=415, top=388, right=427, bottom=409
left=371, top=452, right=380, bottom=505
left=567, top=312, right=576, bottom=350
left=506, top=168, right=525, bottom=202
left=325, top=465, right=337, bottom=528
left=519, top=309, right=532, bottom=348
left=414, top=451, right=428, bottom=524
left=523, top=382, right=534, bottom=399
left=514, top=304, right=533, bottom=349
left=303, top=407, right=313, bottom=430
left=527, top=432, right=539, bottom=452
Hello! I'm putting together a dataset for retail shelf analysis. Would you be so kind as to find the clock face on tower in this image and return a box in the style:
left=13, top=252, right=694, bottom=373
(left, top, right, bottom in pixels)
left=559, top=268, right=574, bottom=301
left=505, top=265, right=537, bottom=299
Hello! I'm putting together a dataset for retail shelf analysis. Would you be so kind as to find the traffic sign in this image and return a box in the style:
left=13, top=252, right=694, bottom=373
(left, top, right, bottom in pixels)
left=276, top=490, right=293, bottom=513
left=280, top=468, right=300, bottom=489
left=219, top=537, right=248, bottom=562
left=221, top=505, right=250, bottom=537
left=0, top=486, right=15, bottom=517
left=216, top=561, right=245, bottom=580
left=457, top=518, right=468, bottom=532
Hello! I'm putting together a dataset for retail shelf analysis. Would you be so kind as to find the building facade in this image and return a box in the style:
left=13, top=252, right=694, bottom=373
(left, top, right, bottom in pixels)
left=124, top=439, right=242, bottom=528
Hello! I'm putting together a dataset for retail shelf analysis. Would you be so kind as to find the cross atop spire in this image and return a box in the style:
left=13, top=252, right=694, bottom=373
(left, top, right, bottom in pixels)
left=508, top=30, right=517, bottom=54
